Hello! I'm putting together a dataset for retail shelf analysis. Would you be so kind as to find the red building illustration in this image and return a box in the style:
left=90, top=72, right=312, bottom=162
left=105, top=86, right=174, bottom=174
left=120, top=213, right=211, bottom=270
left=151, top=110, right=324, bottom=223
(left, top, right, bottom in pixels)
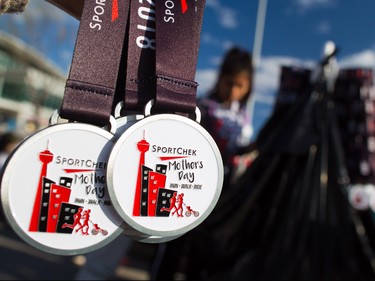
left=28, top=143, right=88, bottom=234
left=148, top=166, right=167, bottom=216
left=47, top=177, right=73, bottom=232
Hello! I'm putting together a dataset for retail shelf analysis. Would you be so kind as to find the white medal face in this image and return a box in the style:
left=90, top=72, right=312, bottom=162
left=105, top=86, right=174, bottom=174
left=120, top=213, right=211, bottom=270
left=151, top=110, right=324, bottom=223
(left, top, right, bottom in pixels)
left=1, top=123, right=124, bottom=255
left=107, top=114, right=224, bottom=237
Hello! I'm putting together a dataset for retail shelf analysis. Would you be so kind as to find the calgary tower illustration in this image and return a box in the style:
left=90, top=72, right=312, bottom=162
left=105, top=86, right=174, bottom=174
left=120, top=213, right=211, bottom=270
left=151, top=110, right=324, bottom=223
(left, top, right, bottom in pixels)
left=29, top=144, right=54, bottom=232
left=133, top=131, right=150, bottom=216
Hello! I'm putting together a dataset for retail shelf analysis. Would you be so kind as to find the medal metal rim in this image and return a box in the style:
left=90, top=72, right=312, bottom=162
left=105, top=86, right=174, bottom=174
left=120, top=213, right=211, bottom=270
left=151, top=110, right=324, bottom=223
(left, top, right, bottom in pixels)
left=114, top=114, right=144, bottom=139
left=121, top=222, right=183, bottom=243
left=107, top=113, right=224, bottom=237
left=1, top=122, right=126, bottom=256
left=127, top=233, right=183, bottom=243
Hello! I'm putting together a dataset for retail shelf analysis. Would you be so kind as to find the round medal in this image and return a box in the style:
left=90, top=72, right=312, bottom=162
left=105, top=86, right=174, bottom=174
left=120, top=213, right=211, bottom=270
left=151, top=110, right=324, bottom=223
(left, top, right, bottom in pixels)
left=107, top=113, right=224, bottom=238
left=113, top=106, right=181, bottom=243
left=1, top=123, right=124, bottom=255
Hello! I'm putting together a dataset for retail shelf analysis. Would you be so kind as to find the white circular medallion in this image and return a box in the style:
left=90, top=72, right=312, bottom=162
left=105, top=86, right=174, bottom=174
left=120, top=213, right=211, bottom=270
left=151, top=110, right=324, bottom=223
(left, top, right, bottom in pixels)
left=107, top=114, right=224, bottom=237
left=1, top=123, right=124, bottom=255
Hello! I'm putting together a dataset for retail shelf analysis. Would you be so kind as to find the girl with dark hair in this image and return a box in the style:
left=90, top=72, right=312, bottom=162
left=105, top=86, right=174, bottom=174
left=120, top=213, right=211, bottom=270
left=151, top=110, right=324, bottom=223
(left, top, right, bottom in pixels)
left=198, top=46, right=255, bottom=186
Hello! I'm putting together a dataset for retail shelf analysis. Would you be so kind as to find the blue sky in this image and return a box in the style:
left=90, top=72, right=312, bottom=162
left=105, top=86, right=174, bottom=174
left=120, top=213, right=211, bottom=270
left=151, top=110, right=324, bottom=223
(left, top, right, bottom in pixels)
left=1, top=0, right=375, bottom=138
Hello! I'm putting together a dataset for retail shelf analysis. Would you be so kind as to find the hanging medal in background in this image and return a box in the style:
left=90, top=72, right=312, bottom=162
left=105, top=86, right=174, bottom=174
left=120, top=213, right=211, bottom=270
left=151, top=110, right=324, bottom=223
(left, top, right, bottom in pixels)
left=107, top=0, right=224, bottom=239
left=0, top=0, right=130, bottom=255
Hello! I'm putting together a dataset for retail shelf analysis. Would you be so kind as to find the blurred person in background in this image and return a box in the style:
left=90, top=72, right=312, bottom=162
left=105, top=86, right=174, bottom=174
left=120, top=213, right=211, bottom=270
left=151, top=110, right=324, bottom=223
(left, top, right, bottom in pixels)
left=198, top=46, right=256, bottom=186
left=150, top=46, right=257, bottom=280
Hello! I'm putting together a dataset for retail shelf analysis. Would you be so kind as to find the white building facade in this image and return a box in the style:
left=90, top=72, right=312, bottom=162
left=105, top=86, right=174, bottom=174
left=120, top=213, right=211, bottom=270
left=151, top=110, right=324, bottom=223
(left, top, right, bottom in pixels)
left=0, top=32, right=66, bottom=137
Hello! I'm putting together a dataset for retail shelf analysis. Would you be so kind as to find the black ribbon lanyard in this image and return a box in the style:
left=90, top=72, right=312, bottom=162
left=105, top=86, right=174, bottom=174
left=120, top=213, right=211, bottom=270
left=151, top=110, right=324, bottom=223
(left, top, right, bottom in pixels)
left=120, top=0, right=205, bottom=116
left=122, top=0, right=156, bottom=112
left=59, top=0, right=130, bottom=127
left=153, top=0, right=206, bottom=115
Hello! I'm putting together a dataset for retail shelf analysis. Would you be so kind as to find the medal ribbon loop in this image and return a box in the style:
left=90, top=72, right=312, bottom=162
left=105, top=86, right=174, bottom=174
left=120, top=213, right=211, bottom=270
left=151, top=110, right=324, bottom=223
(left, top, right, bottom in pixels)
left=153, top=0, right=206, bottom=115
left=59, top=0, right=130, bottom=127
left=121, top=0, right=205, bottom=116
